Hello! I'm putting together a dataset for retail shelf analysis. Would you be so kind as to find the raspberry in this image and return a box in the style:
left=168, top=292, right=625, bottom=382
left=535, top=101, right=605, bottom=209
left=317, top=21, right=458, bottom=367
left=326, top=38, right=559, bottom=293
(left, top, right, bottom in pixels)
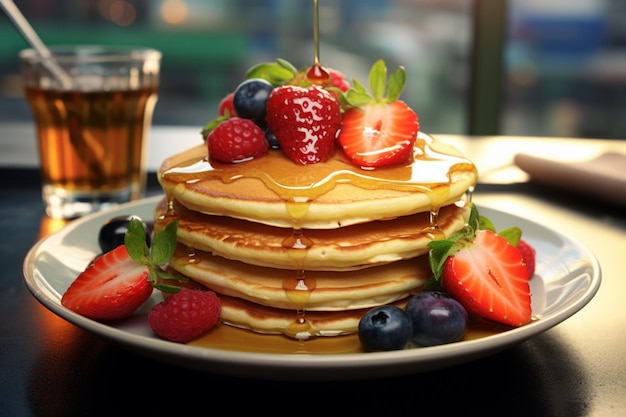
left=517, top=239, right=536, bottom=279
left=207, top=117, right=268, bottom=163
left=149, top=288, right=221, bottom=343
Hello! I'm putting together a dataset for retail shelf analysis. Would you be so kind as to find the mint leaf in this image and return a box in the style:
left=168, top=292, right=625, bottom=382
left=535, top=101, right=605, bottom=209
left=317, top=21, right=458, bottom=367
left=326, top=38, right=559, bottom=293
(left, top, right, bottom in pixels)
left=150, top=220, right=179, bottom=265
left=125, top=218, right=149, bottom=262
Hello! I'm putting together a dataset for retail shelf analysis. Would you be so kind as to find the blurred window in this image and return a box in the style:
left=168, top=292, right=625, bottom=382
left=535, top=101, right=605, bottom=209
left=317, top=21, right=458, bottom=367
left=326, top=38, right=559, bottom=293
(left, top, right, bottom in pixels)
left=0, top=0, right=473, bottom=134
left=504, top=0, right=626, bottom=139
left=2, top=0, right=625, bottom=139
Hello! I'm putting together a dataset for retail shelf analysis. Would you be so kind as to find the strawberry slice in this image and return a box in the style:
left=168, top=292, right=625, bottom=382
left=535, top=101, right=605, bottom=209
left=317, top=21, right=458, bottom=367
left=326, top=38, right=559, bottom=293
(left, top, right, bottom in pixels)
left=337, top=59, right=419, bottom=168
left=428, top=204, right=532, bottom=327
left=442, top=229, right=532, bottom=327
left=62, top=218, right=181, bottom=321
left=61, top=245, right=152, bottom=320
left=339, top=100, right=418, bottom=168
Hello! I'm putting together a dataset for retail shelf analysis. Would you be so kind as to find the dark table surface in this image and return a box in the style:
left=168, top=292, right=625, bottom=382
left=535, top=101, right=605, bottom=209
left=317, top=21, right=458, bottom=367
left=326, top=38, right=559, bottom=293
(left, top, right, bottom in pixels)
left=2, top=133, right=626, bottom=417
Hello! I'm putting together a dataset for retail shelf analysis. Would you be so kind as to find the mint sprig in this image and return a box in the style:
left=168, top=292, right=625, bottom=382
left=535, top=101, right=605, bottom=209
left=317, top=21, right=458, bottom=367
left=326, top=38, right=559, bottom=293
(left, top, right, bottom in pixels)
left=124, top=218, right=184, bottom=293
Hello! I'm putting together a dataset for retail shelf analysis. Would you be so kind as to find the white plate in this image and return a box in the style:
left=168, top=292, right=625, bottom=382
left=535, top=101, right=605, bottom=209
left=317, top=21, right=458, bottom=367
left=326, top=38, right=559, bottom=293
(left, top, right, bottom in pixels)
left=23, top=196, right=601, bottom=380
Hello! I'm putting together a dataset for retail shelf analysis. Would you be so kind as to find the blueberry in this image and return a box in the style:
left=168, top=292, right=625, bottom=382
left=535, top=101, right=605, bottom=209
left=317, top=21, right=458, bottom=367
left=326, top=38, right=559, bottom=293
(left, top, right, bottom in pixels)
left=358, top=305, right=412, bottom=351
left=264, top=127, right=280, bottom=149
left=232, top=78, right=273, bottom=125
left=98, top=215, right=152, bottom=253
left=406, top=291, right=468, bottom=347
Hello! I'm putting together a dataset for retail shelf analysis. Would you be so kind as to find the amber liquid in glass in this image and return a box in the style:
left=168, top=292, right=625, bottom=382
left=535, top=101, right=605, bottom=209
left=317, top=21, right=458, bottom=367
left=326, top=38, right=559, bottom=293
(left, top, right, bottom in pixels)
left=26, top=86, right=158, bottom=218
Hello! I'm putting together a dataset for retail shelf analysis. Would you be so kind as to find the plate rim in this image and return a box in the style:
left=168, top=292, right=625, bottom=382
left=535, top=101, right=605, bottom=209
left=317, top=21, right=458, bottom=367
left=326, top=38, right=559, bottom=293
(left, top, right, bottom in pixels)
left=22, top=196, right=602, bottom=379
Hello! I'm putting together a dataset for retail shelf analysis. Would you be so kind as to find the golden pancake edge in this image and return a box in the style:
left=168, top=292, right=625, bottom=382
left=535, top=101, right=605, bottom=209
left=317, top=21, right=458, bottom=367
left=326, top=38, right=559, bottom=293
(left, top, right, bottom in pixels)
left=155, top=197, right=470, bottom=271
left=157, top=132, right=478, bottom=229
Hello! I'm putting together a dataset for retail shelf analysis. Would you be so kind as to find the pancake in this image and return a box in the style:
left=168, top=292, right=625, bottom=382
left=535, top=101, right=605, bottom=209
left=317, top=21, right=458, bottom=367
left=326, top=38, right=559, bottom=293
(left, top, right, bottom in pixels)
left=157, top=132, right=478, bottom=229
left=219, top=294, right=410, bottom=338
left=167, top=244, right=431, bottom=311
left=155, top=197, right=470, bottom=271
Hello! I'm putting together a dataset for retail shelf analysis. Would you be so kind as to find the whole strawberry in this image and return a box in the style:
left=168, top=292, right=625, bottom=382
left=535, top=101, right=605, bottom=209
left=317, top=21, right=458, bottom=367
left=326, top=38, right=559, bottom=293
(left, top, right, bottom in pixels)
left=266, top=85, right=341, bottom=165
left=207, top=117, right=268, bottom=163
left=149, top=288, right=221, bottom=343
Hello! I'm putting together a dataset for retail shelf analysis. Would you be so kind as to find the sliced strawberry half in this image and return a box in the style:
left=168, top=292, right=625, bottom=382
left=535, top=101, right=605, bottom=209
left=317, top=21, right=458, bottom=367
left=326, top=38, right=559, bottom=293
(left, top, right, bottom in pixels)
left=61, top=245, right=152, bottom=320
left=441, top=229, right=532, bottom=327
left=337, top=59, right=419, bottom=169
left=428, top=204, right=532, bottom=327
left=339, top=100, right=418, bottom=168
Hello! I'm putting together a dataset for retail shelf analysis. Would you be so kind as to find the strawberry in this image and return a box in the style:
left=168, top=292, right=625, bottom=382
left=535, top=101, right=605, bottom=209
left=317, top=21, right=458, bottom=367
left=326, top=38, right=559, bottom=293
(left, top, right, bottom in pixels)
left=218, top=92, right=236, bottom=117
left=149, top=288, right=221, bottom=343
left=337, top=60, right=419, bottom=168
left=265, top=84, right=341, bottom=164
left=207, top=117, right=268, bottom=163
left=516, top=239, right=536, bottom=279
left=61, top=245, right=152, bottom=320
left=61, top=218, right=181, bottom=320
left=429, top=204, right=532, bottom=327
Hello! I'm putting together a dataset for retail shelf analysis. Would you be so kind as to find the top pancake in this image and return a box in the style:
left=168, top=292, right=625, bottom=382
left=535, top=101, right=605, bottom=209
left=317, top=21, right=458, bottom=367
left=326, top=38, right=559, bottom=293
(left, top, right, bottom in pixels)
left=157, top=132, right=478, bottom=229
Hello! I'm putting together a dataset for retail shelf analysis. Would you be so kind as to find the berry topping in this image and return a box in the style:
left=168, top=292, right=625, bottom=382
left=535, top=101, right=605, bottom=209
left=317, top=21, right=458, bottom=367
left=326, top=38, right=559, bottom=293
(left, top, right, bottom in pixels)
left=516, top=239, right=536, bottom=279
left=337, top=60, right=419, bottom=169
left=232, top=78, right=273, bottom=125
left=207, top=117, right=268, bottom=163
left=405, top=291, right=468, bottom=346
left=429, top=205, right=532, bottom=327
left=358, top=305, right=412, bottom=351
left=265, top=84, right=341, bottom=165
left=218, top=92, right=236, bottom=117
left=149, top=288, right=221, bottom=343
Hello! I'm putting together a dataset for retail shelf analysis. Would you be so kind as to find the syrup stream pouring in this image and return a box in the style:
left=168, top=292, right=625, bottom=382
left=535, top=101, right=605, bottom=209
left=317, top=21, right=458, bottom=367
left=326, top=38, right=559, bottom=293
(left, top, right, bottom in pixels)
left=0, top=0, right=72, bottom=88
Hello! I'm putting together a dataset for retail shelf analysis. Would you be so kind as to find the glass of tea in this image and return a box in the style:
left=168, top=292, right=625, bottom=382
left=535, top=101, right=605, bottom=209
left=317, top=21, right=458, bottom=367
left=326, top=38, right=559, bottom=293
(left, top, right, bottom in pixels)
left=19, top=46, right=161, bottom=219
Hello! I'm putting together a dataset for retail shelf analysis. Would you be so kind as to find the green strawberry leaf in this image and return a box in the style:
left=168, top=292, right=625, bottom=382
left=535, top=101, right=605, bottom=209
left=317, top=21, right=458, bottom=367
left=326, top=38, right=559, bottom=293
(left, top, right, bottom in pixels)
left=153, top=283, right=183, bottom=293
left=479, top=215, right=496, bottom=232
left=201, top=115, right=229, bottom=139
left=369, top=59, right=387, bottom=102
left=343, top=59, right=407, bottom=110
left=498, top=226, right=522, bottom=246
left=386, top=66, right=406, bottom=103
left=276, top=58, right=298, bottom=74
left=245, top=60, right=296, bottom=86
left=427, top=203, right=480, bottom=280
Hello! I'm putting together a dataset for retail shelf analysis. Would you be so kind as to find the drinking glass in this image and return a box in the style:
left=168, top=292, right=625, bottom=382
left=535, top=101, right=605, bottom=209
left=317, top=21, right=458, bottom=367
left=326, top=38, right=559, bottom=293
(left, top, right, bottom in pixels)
left=20, top=45, right=161, bottom=219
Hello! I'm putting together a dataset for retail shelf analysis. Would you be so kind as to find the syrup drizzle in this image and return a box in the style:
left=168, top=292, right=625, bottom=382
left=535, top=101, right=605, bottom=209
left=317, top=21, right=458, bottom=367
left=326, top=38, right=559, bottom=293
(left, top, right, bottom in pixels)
left=162, top=133, right=477, bottom=339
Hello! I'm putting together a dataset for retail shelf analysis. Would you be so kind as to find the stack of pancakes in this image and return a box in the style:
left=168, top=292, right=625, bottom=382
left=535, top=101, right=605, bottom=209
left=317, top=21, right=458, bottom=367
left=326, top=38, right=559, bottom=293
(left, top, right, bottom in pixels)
left=155, top=132, right=478, bottom=339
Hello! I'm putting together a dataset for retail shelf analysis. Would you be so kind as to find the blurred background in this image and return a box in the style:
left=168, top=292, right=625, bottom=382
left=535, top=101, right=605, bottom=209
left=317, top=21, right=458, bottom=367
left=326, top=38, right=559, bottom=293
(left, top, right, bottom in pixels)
left=1, top=0, right=624, bottom=139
